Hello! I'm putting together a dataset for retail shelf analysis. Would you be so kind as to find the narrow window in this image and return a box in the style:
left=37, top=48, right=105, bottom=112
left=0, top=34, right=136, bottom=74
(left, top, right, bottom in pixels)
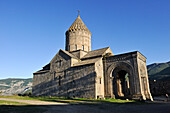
left=82, top=45, right=84, bottom=50
left=68, top=45, right=70, bottom=51
left=53, top=71, right=56, bottom=80
left=64, top=70, right=66, bottom=78
left=59, top=60, right=61, bottom=66
left=59, top=76, right=61, bottom=86
left=75, top=44, right=77, bottom=50
left=100, top=78, right=101, bottom=84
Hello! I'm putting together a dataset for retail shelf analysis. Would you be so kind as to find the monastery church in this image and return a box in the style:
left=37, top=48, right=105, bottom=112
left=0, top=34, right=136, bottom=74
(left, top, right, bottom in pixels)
left=33, top=14, right=153, bottom=101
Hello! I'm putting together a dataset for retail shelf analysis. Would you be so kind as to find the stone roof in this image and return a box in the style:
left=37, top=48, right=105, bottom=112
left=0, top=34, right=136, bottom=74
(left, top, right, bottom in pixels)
left=66, top=15, right=91, bottom=34
left=33, top=70, right=49, bottom=74
left=81, top=47, right=110, bottom=60
left=61, top=49, right=78, bottom=59
left=72, top=57, right=101, bottom=67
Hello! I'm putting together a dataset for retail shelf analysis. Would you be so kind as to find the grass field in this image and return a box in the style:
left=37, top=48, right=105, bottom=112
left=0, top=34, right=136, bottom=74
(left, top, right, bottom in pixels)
left=0, top=95, right=135, bottom=105
left=1, top=96, right=169, bottom=113
left=0, top=100, right=29, bottom=105
left=0, top=96, right=136, bottom=113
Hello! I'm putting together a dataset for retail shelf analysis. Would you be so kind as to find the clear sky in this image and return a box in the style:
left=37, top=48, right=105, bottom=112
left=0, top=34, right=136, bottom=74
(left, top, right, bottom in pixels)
left=0, top=0, right=170, bottom=79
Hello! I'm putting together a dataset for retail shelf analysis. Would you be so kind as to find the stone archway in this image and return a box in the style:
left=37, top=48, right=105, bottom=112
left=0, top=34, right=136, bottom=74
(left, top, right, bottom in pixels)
left=107, top=62, right=134, bottom=99
left=112, top=69, right=130, bottom=98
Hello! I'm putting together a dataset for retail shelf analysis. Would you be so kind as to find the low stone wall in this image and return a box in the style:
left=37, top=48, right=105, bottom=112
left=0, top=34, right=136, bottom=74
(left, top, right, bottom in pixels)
left=149, top=80, right=170, bottom=96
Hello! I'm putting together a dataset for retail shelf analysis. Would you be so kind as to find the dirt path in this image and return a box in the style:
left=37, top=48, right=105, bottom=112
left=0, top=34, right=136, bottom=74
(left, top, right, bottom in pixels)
left=0, top=98, right=67, bottom=105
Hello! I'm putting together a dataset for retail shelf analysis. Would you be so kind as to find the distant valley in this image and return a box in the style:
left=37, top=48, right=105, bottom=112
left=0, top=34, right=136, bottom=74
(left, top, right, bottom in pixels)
left=0, top=78, right=32, bottom=95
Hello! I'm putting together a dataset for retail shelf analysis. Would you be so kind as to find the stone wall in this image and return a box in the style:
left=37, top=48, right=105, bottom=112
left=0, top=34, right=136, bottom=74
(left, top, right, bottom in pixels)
left=149, top=80, right=170, bottom=96
left=95, top=58, right=104, bottom=99
left=137, top=52, right=152, bottom=100
left=66, top=30, right=91, bottom=52
left=33, top=64, right=96, bottom=99
left=32, top=71, right=51, bottom=96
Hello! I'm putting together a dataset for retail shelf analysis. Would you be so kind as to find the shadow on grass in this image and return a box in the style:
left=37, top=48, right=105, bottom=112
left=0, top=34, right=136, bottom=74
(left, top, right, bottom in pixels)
left=0, top=105, right=48, bottom=113
left=0, top=102, right=140, bottom=113
left=30, top=97, right=145, bottom=106
left=35, top=97, right=141, bottom=105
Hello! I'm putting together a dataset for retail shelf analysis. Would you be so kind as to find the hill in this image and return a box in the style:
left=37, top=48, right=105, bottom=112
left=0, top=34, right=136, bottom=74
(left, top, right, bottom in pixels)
left=0, top=78, right=32, bottom=95
left=147, top=61, right=170, bottom=80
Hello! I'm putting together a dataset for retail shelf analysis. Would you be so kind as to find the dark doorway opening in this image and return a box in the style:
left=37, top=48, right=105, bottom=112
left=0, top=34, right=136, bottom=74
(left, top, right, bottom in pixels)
left=113, top=70, right=130, bottom=99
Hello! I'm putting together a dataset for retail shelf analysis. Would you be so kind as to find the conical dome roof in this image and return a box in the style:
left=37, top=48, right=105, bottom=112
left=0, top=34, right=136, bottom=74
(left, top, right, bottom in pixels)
left=67, top=15, right=91, bottom=34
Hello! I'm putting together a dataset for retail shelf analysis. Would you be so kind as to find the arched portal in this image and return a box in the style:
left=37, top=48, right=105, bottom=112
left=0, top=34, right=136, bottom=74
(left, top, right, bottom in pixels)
left=112, top=68, right=131, bottom=99
left=113, top=70, right=130, bottom=98
left=107, top=62, right=134, bottom=99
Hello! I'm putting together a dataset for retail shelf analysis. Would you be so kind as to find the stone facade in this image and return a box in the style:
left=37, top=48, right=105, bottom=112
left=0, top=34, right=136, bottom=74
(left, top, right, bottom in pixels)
left=33, top=14, right=153, bottom=101
left=103, top=51, right=152, bottom=100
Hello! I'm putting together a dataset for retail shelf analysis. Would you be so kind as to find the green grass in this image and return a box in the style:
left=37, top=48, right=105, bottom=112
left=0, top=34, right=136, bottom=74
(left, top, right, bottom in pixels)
left=0, top=100, right=30, bottom=105
left=0, top=95, right=136, bottom=105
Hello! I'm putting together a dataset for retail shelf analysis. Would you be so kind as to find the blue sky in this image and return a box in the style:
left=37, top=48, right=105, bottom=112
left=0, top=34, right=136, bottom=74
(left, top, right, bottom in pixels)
left=0, top=0, right=170, bottom=79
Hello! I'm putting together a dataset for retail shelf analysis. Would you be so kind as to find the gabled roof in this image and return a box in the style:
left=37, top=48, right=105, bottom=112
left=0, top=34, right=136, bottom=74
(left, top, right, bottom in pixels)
left=61, top=49, right=78, bottom=59
left=81, top=47, right=111, bottom=60
left=33, top=70, right=49, bottom=74
left=49, top=49, right=77, bottom=64
left=50, top=49, right=78, bottom=63
left=66, top=15, right=91, bottom=34
left=72, top=57, right=101, bottom=67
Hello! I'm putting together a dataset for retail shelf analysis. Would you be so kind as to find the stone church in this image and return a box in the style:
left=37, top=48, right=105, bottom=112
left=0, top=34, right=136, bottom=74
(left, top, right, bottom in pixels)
left=33, top=14, right=153, bottom=101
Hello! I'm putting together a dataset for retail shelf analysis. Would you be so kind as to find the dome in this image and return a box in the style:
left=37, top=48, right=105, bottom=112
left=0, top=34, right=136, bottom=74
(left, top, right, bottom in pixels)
left=67, top=15, right=91, bottom=34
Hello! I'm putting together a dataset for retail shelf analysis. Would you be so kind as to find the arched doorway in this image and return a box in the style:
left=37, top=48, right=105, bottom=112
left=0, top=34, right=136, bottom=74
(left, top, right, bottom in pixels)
left=112, top=68, right=130, bottom=99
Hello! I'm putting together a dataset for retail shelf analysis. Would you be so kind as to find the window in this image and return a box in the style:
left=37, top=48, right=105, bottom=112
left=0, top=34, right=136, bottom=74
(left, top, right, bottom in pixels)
left=59, top=60, right=62, bottom=66
left=64, top=70, right=66, bottom=78
left=99, top=78, right=101, bottom=84
left=82, top=45, right=84, bottom=50
left=59, top=76, right=61, bottom=86
left=68, top=45, right=70, bottom=51
left=53, top=71, right=56, bottom=80
left=88, top=46, right=89, bottom=51
left=75, top=44, right=77, bottom=50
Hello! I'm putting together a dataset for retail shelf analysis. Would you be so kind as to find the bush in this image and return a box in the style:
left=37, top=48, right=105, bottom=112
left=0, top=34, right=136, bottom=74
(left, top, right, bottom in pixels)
left=18, top=91, right=32, bottom=97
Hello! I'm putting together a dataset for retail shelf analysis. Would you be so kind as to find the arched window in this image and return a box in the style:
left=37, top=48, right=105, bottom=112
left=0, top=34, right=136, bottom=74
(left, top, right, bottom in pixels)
left=82, top=45, right=84, bottom=50
left=75, top=44, right=77, bottom=50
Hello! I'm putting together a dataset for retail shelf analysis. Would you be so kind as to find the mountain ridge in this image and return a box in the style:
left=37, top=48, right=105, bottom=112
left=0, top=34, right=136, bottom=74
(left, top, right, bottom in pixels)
left=147, top=61, right=170, bottom=80
left=0, top=78, right=32, bottom=95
